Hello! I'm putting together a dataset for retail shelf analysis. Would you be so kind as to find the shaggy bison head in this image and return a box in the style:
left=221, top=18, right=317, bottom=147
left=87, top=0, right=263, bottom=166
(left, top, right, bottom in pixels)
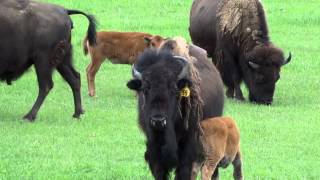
left=245, top=45, right=291, bottom=105
left=127, top=50, right=191, bottom=131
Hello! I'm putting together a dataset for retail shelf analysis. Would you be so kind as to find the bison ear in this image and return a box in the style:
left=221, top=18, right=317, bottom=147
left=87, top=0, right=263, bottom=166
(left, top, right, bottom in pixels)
left=127, top=79, right=142, bottom=91
left=177, top=79, right=192, bottom=90
left=144, top=37, right=151, bottom=44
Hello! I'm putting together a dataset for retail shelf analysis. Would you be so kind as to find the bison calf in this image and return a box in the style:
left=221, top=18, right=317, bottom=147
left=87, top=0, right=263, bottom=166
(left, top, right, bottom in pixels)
left=194, top=117, right=243, bottom=180
left=83, top=31, right=164, bottom=97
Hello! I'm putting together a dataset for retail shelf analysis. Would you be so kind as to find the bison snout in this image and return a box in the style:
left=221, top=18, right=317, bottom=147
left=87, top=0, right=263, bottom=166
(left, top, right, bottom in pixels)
left=249, top=96, right=273, bottom=105
left=150, top=115, right=167, bottom=130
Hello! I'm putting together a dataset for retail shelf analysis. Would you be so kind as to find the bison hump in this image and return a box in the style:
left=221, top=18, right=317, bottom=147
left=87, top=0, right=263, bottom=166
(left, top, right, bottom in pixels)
left=217, top=0, right=262, bottom=41
left=0, top=0, right=30, bottom=10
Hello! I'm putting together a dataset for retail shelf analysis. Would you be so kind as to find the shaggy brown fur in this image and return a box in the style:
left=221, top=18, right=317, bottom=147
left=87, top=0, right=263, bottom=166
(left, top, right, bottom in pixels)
left=193, top=117, right=243, bottom=180
left=160, top=37, right=203, bottom=132
left=217, top=0, right=264, bottom=45
left=83, top=31, right=164, bottom=97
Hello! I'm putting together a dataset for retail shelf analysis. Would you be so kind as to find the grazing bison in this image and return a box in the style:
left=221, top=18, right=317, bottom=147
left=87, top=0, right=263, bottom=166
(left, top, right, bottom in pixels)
left=83, top=31, right=164, bottom=97
left=127, top=38, right=224, bottom=179
left=192, top=117, right=242, bottom=180
left=189, top=0, right=291, bottom=105
left=0, top=0, right=96, bottom=121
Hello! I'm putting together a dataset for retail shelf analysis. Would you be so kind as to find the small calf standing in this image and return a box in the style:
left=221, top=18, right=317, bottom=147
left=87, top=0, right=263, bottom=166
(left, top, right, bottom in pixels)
left=83, top=31, right=164, bottom=97
left=197, top=117, right=243, bottom=180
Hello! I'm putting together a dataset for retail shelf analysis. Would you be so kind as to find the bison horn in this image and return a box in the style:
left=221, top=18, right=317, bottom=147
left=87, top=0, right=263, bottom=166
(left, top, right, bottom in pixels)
left=174, top=56, right=190, bottom=80
left=248, top=61, right=260, bottom=69
left=132, top=64, right=142, bottom=80
left=282, top=52, right=292, bottom=65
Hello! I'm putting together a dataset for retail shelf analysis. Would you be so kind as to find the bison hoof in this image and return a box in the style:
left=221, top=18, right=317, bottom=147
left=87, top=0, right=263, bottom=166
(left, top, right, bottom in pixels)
left=23, top=114, right=36, bottom=122
left=226, top=92, right=234, bottom=98
left=73, top=109, right=84, bottom=119
left=88, top=92, right=96, bottom=97
left=73, top=113, right=81, bottom=119
left=235, top=96, right=245, bottom=101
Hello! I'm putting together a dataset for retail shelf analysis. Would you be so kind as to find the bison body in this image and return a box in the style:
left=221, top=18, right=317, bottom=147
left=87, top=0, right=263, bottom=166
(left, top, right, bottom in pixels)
left=83, top=31, right=163, bottom=97
left=189, top=0, right=291, bottom=105
left=127, top=38, right=224, bottom=179
left=0, top=0, right=96, bottom=120
left=193, top=117, right=242, bottom=180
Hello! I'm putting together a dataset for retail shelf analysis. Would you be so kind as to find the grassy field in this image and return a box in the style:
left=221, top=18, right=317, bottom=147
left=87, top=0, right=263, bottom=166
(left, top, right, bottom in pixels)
left=0, top=0, right=319, bottom=179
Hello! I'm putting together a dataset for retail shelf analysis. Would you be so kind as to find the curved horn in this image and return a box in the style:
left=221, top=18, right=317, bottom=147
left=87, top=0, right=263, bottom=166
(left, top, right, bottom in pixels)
left=174, top=56, right=189, bottom=80
left=282, top=52, right=292, bottom=65
left=132, top=64, right=142, bottom=80
left=248, top=61, right=260, bottom=69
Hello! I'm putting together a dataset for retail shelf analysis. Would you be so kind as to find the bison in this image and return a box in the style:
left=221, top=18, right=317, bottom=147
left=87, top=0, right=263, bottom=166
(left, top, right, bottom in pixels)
left=83, top=31, right=164, bottom=97
left=192, top=116, right=242, bottom=180
left=0, top=0, right=96, bottom=121
left=189, top=0, right=291, bottom=105
left=127, top=38, right=224, bottom=179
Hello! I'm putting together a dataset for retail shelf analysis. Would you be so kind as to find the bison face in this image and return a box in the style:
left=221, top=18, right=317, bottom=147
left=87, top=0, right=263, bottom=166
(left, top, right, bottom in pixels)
left=127, top=51, right=190, bottom=131
left=245, top=46, right=291, bottom=105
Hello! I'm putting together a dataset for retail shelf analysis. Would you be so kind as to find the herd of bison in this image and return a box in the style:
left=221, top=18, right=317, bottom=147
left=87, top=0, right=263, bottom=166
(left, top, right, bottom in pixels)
left=0, top=0, right=293, bottom=179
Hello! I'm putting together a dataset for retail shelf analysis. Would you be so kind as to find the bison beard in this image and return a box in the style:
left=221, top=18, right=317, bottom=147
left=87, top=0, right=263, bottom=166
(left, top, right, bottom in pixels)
left=127, top=49, right=224, bottom=179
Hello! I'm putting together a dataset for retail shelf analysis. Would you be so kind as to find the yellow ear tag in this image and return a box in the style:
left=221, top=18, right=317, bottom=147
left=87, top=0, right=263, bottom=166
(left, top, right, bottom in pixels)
left=180, top=86, right=190, bottom=97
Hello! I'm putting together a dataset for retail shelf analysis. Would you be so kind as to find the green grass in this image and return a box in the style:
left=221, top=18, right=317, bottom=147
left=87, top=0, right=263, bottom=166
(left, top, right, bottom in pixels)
left=0, top=0, right=319, bottom=179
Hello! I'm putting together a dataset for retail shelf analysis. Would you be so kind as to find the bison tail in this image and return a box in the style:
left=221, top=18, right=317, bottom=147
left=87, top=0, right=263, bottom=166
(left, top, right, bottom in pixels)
left=67, top=9, right=97, bottom=46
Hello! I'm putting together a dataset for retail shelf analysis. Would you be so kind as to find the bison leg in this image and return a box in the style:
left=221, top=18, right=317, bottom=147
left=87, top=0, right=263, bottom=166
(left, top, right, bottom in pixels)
left=57, top=62, right=84, bottom=119
left=232, top=151, right=243, bottom=180
left=191, top=162, right=201, bottom=180
left=234, top=85, right=245, bottom=101
left=174, top=138, right=197, bottom=180
left=23, top=58, right=54, bottom=121
left=150, top=163, right=170, bottom=180
left=212, top=168, right=219, bottom=180
left=201, top=161, right=218, bottom=180
left=225, top=88, right=235, bottom=99
left=215, top=47, right=244, bottom=101
left=86, top=56, right=103, bottom=97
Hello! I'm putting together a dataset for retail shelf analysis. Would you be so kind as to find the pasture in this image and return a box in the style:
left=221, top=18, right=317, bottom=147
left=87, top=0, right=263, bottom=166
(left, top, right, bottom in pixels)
left=0, top=0, right=319, bottom=179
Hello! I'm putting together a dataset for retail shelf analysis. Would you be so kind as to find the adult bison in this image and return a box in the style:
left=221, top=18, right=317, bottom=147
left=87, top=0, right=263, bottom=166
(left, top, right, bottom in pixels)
left=0, top=0, right=96, bottom=121
left=127, top=41, right=224, bottom=179
left=189, top=0, right=291, bottom=105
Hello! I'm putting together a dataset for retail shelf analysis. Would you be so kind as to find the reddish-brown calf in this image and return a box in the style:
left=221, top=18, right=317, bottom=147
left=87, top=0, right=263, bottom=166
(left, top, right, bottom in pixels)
left=194, top=117, right=243, bottom=180
left=83, top=31, right=164, bottom=97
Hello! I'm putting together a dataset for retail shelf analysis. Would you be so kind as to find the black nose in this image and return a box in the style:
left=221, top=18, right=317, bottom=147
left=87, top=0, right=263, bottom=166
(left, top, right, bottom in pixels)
left=252, top=99, right=272, bottom=105
left=249, top=96, right=273, bottom=105
left=150, top=115, right=167, bottom=129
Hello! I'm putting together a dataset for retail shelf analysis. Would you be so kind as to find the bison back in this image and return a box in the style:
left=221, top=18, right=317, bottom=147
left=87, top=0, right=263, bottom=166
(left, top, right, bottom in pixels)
left=0, top=0, right=72, bottom=81
left=189, top=0, right=221, bottom=57
left=189, top=45, right=224, bottom=119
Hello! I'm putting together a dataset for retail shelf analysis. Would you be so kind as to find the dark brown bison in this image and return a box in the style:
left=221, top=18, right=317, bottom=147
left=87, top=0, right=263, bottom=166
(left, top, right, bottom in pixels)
left=189, top=0, right=291, bottom=105
left=127, top=38, right=224, bottom=179
left=0, top=0, right=96, bottom=121
left=83, top=31, right=164, bottom=97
